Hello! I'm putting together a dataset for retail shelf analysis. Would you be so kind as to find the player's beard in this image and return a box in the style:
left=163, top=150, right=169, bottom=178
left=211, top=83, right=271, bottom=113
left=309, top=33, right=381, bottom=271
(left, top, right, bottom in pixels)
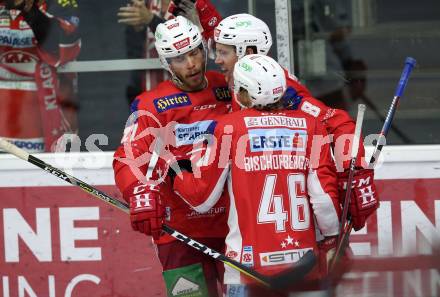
left=175, top=63, right=207, bottom=92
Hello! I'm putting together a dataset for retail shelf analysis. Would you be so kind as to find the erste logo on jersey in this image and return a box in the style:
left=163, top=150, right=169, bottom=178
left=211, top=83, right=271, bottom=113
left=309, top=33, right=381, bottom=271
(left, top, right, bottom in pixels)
left=153, top=92, right=192, bottom=113
left=248, top=128, right=307, bottom=152
left=175, top=120, right=216, bottom=146
left=213, top=87, right=232, bottom=102
left=259, top=248, right=312, bottom=266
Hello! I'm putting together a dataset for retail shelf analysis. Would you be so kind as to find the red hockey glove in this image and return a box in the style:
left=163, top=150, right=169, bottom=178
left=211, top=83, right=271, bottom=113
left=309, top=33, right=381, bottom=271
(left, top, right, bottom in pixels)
left=195, top=0, right=221, bottom=40
left=317, top=236, right=352, bottom=282
left=123, top=181, right=165, bottom=240
left=338, top=169, right=379, bottom=231
left=168, top=0, right=221, bottom=40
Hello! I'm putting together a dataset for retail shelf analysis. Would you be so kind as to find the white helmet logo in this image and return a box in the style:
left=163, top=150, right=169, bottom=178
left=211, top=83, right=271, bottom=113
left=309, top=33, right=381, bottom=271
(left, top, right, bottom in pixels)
left=173, top=38, right=190, bottom=50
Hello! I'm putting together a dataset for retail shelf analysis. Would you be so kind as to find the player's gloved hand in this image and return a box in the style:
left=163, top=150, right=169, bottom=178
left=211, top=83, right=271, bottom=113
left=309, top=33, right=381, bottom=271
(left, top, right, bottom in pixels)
left=317, top=236, right=352, bottom=281
left=338, top=169, right=379, bottom=231
left=123, top=181, right=165, bottom=239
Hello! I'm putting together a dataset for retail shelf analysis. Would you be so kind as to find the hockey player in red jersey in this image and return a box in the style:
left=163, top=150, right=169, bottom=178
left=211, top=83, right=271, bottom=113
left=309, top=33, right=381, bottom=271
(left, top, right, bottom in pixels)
left=173, top=55, right=342, bottom=296
left=0, top=0, right=80, bottom=152
left=113, top=16, right=231, bottom=297
left=210, top=13, right=378, bottom=232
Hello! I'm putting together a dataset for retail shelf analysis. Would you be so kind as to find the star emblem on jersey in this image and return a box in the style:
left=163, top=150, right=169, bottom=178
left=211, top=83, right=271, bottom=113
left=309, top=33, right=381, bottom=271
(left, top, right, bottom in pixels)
left=281, top=235, right=299, bottom=249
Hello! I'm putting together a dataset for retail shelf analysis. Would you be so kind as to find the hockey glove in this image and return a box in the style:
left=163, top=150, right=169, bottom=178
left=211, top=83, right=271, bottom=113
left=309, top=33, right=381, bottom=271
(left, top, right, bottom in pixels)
left=123, top=181, right=165, bottom=240
left=317, top=236, right=352, bottom=281
left=338, top=169, right=379, bottom=231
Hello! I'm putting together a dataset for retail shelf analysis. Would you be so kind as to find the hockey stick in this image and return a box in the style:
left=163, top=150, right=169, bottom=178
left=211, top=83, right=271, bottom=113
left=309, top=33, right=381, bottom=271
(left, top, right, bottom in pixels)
left=330, top=57, right=417, bottom=271
left=0, top=137, right=316, bottom=290
left=336, top=103, right=366, bottom=248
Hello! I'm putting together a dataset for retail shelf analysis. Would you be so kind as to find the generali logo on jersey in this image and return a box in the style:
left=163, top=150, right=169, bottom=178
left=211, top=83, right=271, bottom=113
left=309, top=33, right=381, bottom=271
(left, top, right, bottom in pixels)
left=173, top=37, right=190, bottom=50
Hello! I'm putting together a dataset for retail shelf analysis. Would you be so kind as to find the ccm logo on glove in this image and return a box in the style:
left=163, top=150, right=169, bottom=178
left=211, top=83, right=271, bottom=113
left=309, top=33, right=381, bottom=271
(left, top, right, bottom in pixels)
left=338, top=169, right=379, bottom=231
left=124, top=182, right=165, bottom=239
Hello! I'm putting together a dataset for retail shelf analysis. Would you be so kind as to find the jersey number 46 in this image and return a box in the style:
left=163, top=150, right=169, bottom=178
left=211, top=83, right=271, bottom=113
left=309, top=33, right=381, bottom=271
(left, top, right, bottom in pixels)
left=257, top=173, right=310, bottom=232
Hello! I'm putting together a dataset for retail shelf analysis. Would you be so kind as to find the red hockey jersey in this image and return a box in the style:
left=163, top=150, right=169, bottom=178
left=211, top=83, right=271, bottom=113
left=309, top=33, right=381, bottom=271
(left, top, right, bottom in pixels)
left=0, top=1, right=80, bottom=152
left=232, top=69, right=364, bottom=170
left=113, top=71, right=232, bottom=245
left=174, top=108, right=341, bottom=284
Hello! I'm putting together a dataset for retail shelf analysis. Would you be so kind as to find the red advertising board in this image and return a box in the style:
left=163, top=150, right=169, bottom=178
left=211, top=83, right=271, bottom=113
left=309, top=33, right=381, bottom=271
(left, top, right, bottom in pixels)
left=0, top=186, right=165, bottom=297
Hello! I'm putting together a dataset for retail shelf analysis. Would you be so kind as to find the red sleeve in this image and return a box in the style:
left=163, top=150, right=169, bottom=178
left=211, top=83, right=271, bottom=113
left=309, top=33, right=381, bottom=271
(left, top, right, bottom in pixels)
left=300, top=96, right=366, bottom=170
left=308, top=120, right=341, bottom=236
left=113, top=97, right=170, bottom=199
left=173, top=120, right=230, bottom=212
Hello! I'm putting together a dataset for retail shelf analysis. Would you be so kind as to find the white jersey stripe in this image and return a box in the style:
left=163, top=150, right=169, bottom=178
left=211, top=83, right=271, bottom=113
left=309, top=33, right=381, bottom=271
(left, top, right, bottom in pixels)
left=224, top=171, right=243, bottom=285
left=307, top=170, right=340, bottom=236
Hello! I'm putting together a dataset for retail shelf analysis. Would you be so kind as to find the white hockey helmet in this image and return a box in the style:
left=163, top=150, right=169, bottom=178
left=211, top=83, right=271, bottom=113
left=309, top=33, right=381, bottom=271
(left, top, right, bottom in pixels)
left=214, top=14, right=272, bottom=59
left=155, top=16, right=204, bottom=71
left=233, top=54, right=286, bottom=108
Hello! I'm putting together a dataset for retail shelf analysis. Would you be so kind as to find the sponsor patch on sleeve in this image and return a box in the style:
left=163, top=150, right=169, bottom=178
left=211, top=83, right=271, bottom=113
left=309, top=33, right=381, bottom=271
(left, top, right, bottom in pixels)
left=241, top=246, right=254, bottom=267
left=213, top=87, right=232, bottom=102
left=153, top=93, right=192, bottom=113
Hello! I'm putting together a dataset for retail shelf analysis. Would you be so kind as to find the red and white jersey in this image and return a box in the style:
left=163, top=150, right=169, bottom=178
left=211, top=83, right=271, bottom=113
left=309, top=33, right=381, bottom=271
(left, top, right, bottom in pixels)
left=232, top=69, right=364, bottom=170
left=174, top=108, right=341, bottom=284
left=0, top=1, right=80, bottom=152
left=113, top=71, right=232, bottom=245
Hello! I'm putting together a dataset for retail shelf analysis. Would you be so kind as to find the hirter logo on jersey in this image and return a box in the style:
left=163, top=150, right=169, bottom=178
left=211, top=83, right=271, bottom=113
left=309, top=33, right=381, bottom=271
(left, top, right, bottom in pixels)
left=153, top=93, right=192, bottom=113
left=173, top=37, right=190, bottom=50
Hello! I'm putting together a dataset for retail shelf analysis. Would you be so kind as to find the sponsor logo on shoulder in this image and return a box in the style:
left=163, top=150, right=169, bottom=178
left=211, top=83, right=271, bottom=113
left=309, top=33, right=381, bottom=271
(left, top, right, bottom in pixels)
left=244, top=116, right=307, bottom=129
left=259, top=248, right=312, bottom=266
left=171, top=277, right=200, bottom=296
left=153, top=92, right=192, bottom=113
left=241, top=246, right=254, bottom=267
left=213, top=87, right=232, bottom=102
left=175, top=120, right=216, bottom=146
left=249, top=128, right=307, bottom=152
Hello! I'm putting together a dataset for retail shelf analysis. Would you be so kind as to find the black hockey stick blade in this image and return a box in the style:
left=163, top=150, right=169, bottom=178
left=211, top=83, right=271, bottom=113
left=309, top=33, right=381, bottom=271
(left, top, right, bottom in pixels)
left=265, top=250, right=317, bottom=290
